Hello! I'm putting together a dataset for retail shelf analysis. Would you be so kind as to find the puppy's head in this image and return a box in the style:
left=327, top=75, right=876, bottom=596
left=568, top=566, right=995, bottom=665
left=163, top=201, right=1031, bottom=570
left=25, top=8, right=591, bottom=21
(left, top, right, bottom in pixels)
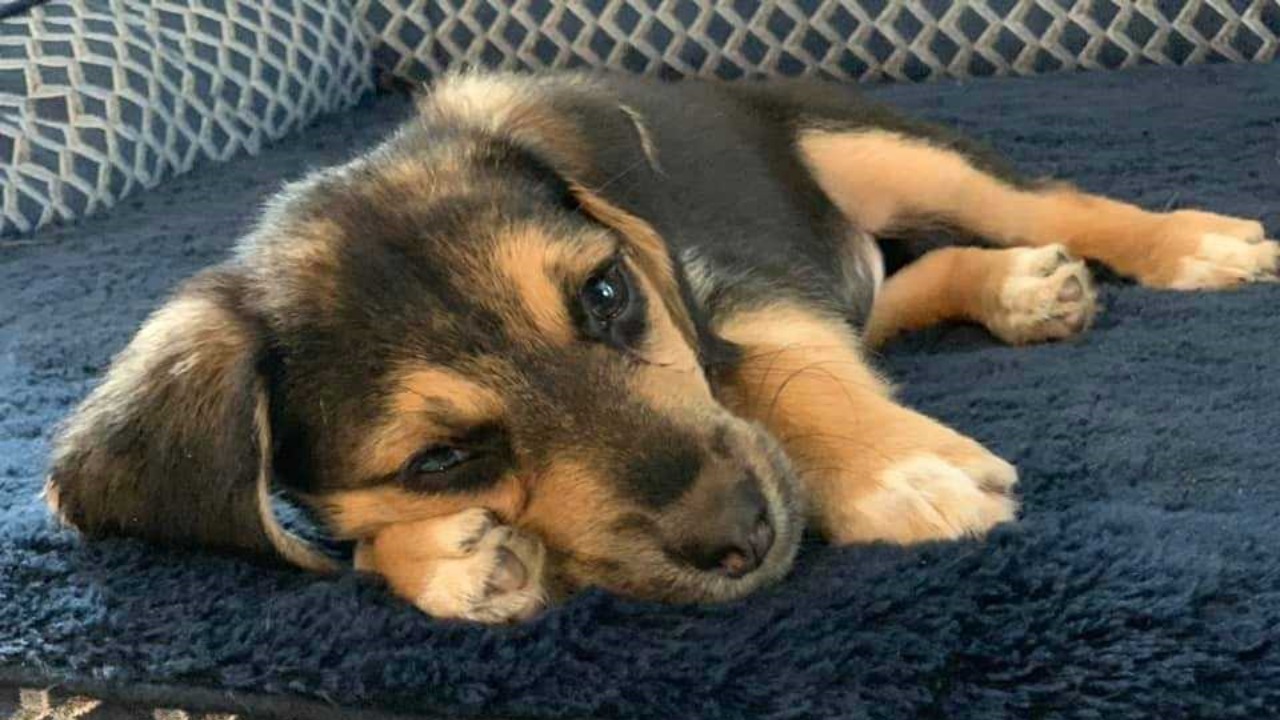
left=46, top=76, right=803, bottom=604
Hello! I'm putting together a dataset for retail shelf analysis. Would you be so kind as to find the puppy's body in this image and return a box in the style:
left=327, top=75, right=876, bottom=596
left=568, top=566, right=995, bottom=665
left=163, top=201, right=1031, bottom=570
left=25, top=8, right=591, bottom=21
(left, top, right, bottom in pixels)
left=511, top=75, right=1003, bottom=325
left=46, top=72, right=1279, bottom=622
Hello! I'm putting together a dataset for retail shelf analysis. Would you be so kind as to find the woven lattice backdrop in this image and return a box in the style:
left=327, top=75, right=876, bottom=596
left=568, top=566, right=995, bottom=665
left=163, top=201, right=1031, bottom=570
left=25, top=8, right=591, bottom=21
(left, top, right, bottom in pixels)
left=358, top=0, right=1280, bottom=82
left=3, top=1, right=1279, bottom=237
left=0, top=0, right=372, bottom=237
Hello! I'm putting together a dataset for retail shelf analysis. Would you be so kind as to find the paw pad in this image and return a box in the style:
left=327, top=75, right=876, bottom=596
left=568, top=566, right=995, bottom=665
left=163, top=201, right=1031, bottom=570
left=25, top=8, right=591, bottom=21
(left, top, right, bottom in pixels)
left=987, top=245, right=1097, bottom=345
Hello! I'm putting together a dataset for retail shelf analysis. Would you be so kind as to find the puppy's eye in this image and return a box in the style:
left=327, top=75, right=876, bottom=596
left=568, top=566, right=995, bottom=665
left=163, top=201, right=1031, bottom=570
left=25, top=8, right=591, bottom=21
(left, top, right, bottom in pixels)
left=580, top=263, right=630, bottom=322
left=410, top=446, right=472, bottom=474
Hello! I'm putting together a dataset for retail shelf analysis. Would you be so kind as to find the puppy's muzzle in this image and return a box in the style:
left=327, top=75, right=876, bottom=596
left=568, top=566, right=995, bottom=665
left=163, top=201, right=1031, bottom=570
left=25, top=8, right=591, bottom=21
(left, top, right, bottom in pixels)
left=668, top=474, right=775, bottom=578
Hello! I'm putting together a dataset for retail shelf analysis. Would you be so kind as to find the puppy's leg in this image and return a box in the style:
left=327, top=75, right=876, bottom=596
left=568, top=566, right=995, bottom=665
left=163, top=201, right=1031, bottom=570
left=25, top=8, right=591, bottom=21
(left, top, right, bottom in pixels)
left=354, top=508, right=548, bottom=623
left=716, top=302, right=1017, bottom=545
left=800, top=129, right=1279, bottom=289
left=864, top=244, right=1097, bottom=347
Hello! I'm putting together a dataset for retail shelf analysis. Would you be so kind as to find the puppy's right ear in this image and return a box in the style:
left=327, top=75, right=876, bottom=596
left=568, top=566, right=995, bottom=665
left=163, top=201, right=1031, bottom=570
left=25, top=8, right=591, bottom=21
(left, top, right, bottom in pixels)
left=44, top=268, right=332, bottom=571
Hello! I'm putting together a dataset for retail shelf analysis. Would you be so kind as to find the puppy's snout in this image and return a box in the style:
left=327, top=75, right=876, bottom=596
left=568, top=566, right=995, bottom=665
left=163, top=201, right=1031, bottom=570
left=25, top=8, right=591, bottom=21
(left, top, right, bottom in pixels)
left=674, top=476, right=774, bottom=578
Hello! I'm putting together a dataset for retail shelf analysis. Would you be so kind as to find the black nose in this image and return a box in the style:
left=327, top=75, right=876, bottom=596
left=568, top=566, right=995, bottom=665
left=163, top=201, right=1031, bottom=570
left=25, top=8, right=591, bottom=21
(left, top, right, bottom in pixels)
left=676, top=478, right=775, bottom=578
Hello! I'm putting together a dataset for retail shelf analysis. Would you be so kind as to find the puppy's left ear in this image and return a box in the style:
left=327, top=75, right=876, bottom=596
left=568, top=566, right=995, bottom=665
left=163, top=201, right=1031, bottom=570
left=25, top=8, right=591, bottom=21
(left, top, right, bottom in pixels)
left=43, top=268, right=333, bottom=571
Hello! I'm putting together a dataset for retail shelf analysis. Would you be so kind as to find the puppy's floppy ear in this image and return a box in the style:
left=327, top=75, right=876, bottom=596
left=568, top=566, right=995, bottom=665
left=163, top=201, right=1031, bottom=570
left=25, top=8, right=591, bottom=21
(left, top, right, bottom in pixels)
left=44, top=268, right=333, bottom=571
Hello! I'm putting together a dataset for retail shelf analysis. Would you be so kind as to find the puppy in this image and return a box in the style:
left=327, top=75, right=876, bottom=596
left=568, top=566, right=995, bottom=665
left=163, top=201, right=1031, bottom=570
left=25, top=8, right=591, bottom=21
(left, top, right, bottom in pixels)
left=44, top=72, right=1278, bottom=623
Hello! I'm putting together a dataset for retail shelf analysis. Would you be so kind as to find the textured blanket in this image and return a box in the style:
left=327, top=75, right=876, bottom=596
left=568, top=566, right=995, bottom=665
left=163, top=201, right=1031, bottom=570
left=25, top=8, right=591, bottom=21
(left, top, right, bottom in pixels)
left=2, top=63, right=1279, bottom=719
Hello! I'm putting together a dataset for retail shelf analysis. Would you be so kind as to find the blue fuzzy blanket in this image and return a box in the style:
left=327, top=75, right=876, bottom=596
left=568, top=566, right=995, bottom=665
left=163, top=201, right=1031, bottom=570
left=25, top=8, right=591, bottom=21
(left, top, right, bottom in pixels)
left=3, top=63, right=1279, bottom=719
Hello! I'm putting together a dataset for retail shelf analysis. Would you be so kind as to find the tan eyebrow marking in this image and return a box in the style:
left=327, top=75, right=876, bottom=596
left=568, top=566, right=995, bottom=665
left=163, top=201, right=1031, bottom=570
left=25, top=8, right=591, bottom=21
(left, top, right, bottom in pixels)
left=486, top=226, right=615, bottom=344
left=357, top=366, right=505, bottom=480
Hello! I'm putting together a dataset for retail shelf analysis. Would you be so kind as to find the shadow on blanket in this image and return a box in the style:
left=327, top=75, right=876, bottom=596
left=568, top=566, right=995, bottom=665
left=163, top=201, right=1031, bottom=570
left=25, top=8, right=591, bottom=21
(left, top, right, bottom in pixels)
left=2, top=63, right=1278, bottom=718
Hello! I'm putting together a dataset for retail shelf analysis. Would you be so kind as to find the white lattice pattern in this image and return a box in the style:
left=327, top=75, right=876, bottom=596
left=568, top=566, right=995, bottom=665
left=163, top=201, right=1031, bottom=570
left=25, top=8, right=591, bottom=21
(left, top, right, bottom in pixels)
left=356, top=0, right=1279, bottom=82
left=4, top=1, right=1277, bottom=237
left=0, top=0, right=373, bottom=236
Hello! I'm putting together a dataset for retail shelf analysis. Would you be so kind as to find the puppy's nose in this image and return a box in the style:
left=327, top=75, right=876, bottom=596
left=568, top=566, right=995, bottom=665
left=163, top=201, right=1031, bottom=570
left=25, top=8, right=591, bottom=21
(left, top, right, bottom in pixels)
left=677, top=477, right=775, bottom=578
left=715, top=515, right=775, bottom=578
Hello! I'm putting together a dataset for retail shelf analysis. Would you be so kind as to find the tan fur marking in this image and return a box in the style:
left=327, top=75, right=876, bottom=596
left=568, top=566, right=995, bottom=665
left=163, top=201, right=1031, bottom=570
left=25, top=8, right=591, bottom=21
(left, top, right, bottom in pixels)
left=629, top=267, right=706, bottom=381
left=799, top=129, right=1016, bottom=238
left=862, top=248, right=981, bottom=348
left=516, top=455, right=671, bottom=594
left=517, top=458, right=617, bottom=554
left=486, top=228, right=611, bottom=342
left=717, top=302, right=1016, bottom=544
left=799, top=129, right=1277, bottom=289
left=839, top=453, right=1017, bottom=544
left=393, top=366, right=501, bottom=412
left=864, top=245, right=1096, bottom=347
left=322, top=480, right=527, bottom=539
left=799, top=129, right=1091, bottom=250
left=357, top=367, right=505, bottom=480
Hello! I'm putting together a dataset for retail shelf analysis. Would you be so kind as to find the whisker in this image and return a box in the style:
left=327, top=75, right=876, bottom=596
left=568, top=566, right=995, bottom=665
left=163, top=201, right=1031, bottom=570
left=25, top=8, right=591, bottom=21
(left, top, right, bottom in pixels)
left=590, top=157, right=647, bottom=194
left=761, top=362, right=881, bottom=426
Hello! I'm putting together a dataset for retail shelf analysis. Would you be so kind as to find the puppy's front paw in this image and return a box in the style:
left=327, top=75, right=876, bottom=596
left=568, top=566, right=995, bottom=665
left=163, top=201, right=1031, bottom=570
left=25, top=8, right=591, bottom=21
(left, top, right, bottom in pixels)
left=1153, top=211, right=1278, bottom=289
left=367, top=509, right=548, bottom=623
left=419, top=524, right=547, bottom=623
left=830, top=437, right=1018, bottom=546
left=984, top=244, right=1097, bottom=344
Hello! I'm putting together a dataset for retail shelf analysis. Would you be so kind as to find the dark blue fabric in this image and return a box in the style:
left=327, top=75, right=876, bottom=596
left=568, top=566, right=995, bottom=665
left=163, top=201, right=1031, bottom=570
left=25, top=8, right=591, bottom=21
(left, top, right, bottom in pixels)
left=3, top=63, right=1279, bottom=719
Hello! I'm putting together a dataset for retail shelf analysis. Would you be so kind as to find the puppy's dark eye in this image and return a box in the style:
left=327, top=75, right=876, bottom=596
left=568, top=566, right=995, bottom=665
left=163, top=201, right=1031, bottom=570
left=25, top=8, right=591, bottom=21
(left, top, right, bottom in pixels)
left=580, top=264, right=630, bottom=322
left=410, top=446, right=472, bottom=474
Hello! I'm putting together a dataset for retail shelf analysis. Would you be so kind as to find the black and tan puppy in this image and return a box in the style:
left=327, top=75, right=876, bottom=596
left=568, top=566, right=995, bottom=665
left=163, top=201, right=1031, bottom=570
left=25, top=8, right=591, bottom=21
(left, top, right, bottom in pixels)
left=45, top=72, right=1278, bottom=622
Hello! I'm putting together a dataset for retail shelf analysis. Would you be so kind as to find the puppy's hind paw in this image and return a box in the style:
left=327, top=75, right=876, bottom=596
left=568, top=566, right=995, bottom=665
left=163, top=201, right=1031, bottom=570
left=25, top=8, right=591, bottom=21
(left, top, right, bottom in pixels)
left=984, top=244, right=1097, bottom=345
left=1152, top=211, right=1278, bottom=289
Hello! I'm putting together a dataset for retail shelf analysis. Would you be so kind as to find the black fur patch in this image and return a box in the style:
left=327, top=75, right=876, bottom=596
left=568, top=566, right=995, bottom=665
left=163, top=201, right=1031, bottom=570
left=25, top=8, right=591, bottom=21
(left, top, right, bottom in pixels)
left=620, top=431, right=703, bottom=509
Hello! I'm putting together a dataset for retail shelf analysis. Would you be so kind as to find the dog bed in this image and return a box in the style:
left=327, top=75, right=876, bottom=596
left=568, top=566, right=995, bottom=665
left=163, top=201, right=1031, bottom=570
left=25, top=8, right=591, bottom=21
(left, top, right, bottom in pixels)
left=2, top=61, right=1279, bottom=719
